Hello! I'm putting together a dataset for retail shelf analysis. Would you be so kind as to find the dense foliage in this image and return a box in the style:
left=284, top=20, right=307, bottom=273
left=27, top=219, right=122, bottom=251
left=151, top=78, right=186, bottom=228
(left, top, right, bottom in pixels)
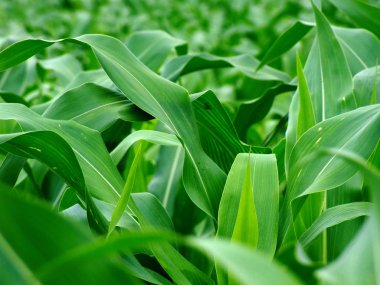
left=1, top=0, right=380, bottom=284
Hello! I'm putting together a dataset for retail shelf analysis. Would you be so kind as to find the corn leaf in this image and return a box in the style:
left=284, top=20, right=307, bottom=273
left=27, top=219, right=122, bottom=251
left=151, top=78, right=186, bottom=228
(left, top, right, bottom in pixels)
left=257, top=20, right=314, bottom=70
left=329, top=0, right=380, bottom=39
left=218, top=153, right=279, bottom=254
left=296, top=52, right=315, bottom=139
left=0, top=189, right=140, bottom=285
left=37, top=54, right=82, bottom=87
left=126, top=30, right=187, bottom=71
left=335, top=27, right=380, bottom=75
left=108, top=143, right=143, bottom=236
left=0, top=103, right=121, bottom=203
left=316, top=149, right=380, bottom=285
left=280, top=105, right=380, bottom=246
left=188, top=238, right=303, bottom=285
left=43, top=83, right=151, bottom=131
left=0, top=35, right=226, bottom=218
left=162, top=53, right=290, bottom=82
left=312, top=2, right=354, bottom=121
left=192, top=90, right=270, bottom=172
left=148, top=145, right=184, bottom=216
left=354, top=66, right=380, bottom=106
left=299, top=202, right=371, bottom=247
left=111, top=130, right=181, bottom=165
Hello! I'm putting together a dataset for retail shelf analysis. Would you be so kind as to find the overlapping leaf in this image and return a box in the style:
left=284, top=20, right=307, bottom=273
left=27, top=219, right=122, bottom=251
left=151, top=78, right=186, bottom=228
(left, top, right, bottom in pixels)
left=0, top=35, right=226, bottom=218
left=280, top=105, right=380, bottom=245
left=126, top=30, right=187, bottom=71
left=0, top=103, right=122, bottom=203
left=162, top=53, right=290, bottom=82
left=329, top=0, right=380, bottom=39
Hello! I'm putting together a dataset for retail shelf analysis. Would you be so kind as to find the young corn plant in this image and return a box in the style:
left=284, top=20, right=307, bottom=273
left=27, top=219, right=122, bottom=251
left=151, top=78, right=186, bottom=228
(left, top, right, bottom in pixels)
left=0, top=1, right=380, bottom=284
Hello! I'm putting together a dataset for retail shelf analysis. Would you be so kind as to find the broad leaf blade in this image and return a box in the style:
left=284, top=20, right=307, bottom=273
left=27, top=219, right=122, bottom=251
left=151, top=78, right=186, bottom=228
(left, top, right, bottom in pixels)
left=329, top=0, right=380, bottom=39
left=258, top=21, right=313, bottom=70
left=126, top=30, right=187, bottom=71
left=43, top=83, right=151, bottom=131
left=218, top=153, right=279, bottom=255
left=280, top=105, right=380, bottom=246
left=187, top=238, right=303, bottom=285
left=162, top=53, right=290, bottom=82
left=296, top=52, right=315, bottom=139
left=108, top=143, right=143, bottom=236
left=0, top=190, right=140, bottom=285
left=299, top=202, right=371, bottom=247
left=312, top=2, right=354, bottom=121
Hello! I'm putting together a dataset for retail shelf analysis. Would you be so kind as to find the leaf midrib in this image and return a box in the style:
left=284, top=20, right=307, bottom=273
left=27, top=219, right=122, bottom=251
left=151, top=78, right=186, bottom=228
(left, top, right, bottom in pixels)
left=90, top=41, right=213, bottom=213
left=294, top=111, right=380, bottom=198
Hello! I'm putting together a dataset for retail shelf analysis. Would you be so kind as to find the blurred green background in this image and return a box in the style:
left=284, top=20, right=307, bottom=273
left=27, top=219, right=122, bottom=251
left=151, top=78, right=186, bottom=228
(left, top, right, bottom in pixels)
left=1, top=0, right=379, bottom=148
left=3, top=0, right=377, bottom=55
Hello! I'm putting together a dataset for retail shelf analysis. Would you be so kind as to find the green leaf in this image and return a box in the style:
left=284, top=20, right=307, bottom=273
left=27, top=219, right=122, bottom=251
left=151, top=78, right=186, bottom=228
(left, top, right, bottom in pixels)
left=312, top=2, right=354, bottom=121
left=258, top=20, right=314, bottom=70
left=286, top=5, right=356, bottom=179
left=0, top=154, right=26, bottom=188
left=28, top=226, right=303, bottom=285
left=63, top=69, right=112, bottom=92
left=218, top=153, right=279, bottom=255
left=111, top=130, right=181, bottom=165
left=321, top=148, right=380, bottom=223
left=0, top=35, right=229, bottom=284
left=314, top=147, right=380, bottom=283
left=325, top=174, right=366, bottom=261
left=296, top=52, right=315, bottom=139
left=0, top=39, right=53, bottom=71
left=192, top=90, right=270, bottom=172
left=0, top=234, right=42, bottom=285
left=37, top=54, right=82, bottom=87
left=126, top=30, right=187, bottom=71
left=0, top=35, right=226, bottom=218
left=0, top=184, right=42, bottom=285
left=0, top=130, right=85, bottom=198
left=316, top=220, right=377, bottom=285
left=335, top=27, right=380, bottom=75
left=353, top=65, right=380, bottom=107
left=371, top=64, right=378, bottom=104
left=108, top=143, right=143, bottom=236
left=231, top=155, right=259, bottom=248
left=43, top=83, right=151, bottom=131
left=0, top=103, right=121, bottom=203
left=187, top=238, right=303, bottom=285
left=76, top=34, right=226, bottom=218
left=162, top=53, right=290, bottom=82
left=0, top=124, right=110, bottom=234
left=0, top=62, right=36, bottom=95
left=0, top=189, right=140, bottom=285
left=299, top=202, right=371, bottom=247
left=0, top=91, right=29, bottom=106
left=280, top=104, right=380, bottom=246
left=129, top=193, right=213, bottom=285
left=234, top=83, right=296, bottom=140
left=329, top=0, right=380, bottom=40
left=149, top=145, right=184, bottom=216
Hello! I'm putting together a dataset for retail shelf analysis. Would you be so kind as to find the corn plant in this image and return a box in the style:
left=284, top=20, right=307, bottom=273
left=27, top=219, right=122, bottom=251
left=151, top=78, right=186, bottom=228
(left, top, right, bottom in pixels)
left=0, top=1, right=380, bottom=285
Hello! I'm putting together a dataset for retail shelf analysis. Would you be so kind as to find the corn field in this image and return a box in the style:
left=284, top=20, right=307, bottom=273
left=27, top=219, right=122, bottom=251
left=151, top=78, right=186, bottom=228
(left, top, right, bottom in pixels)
left=0, top=0, right=380, bottom=284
